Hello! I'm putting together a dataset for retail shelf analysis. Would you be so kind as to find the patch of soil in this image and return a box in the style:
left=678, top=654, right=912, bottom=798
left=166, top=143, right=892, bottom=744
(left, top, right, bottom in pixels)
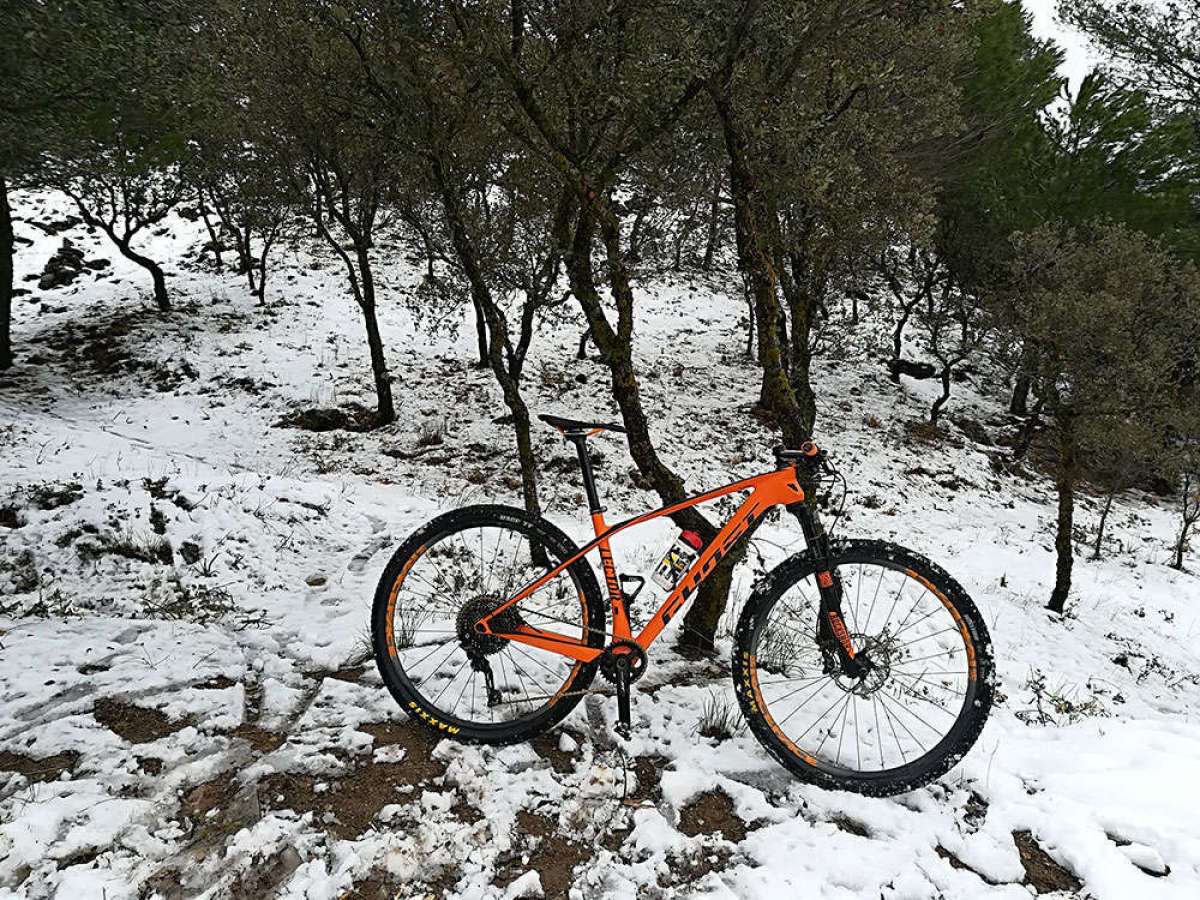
left=194, top=675, right=237, bottom=690
left=0, top=506, right=22, bottom=528
left=324, top=666, right=366, bottom=683
left=358, top=721, right=447, bottom=783
left=180, top=771, right=249, bottom=838
left=230, top=723, right=285, bottom=753
left=93, top=697, right=189, bottom=744
left=275, top=403, right=378, bottom=433
left=495, top=810, right=589, bottom=899
left=0, top=749, right=79, bottom=783
left=138, top=756, right=164, bottom=775
left=227, top=846, right=303, bottom=899
left=56, top=845, right=103, bottom=870
left=450, top=793, right=483, bottom=823
left=935, top=846, right=1000, bottom=885
left=1014, top=831, right=1083, bottom=895
left=530, top=730, right=581, bottom=775
left=657, top=846, right=734, bottom=890
left=677, top=789, right=748, bottom=844
left=339, top=876, right=391, bottom=900
left=628, top=754, right=666, bottom=804
left=258, top=737, right=444, bottom=840
left=829, top=814, right=870, bottom=837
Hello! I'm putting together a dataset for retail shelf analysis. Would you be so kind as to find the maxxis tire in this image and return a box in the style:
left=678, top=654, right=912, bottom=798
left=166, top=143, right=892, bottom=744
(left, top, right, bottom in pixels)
left=732, top=539, right=994, bottom=796
left=372, top=504, right=606, bottom=744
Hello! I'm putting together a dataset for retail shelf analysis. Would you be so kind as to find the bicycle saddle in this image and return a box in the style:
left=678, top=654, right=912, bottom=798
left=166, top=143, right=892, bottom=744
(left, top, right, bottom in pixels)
left=538, top=413, right=627, bottom=434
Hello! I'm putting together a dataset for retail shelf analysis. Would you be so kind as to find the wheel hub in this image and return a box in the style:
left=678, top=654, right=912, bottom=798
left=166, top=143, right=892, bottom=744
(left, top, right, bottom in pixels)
left=457, top=595, right=524, bottom=656
left=832, top=633, right=893, bottom=697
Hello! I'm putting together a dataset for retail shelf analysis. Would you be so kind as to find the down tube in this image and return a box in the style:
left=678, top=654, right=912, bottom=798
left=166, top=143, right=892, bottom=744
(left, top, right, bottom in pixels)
left=635, top=469, right=805, bottom=649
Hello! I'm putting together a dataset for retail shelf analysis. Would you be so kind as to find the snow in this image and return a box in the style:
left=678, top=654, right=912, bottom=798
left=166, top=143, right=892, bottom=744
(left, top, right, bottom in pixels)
left=2, top=189, right=1200, bottom=898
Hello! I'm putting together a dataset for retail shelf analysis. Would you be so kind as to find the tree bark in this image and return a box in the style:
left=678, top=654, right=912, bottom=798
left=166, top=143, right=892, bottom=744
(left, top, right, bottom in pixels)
left=713, top=94, right=811, bottom=446
left=471, top=296, right=489, bottom=368
left=434, top=171, right=545, bottom=520
left=354, top=246, right=396, bottom=425
left=702, top=173, right=721, bottom=271
left=930, top=365, right=953, bottom=425
left=1048, top=425, right=1077, bottom=614
left=1174, top=472, right=1196, bottom=570
left=116, top=239, right=171, bottom=312
left=1091, top=490, right=1115, bottom=560
left=197, top=191, right=224, bottom=270
left=1, top=174, right=13, bottom=370
left=1010, top=374, right=1031, bottom=416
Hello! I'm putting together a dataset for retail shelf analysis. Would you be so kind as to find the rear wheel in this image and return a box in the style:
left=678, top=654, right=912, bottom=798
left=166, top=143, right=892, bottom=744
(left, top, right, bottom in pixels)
left=372, top=505, right=606, bottom=743
left=733, top=539, right=993, bottom=796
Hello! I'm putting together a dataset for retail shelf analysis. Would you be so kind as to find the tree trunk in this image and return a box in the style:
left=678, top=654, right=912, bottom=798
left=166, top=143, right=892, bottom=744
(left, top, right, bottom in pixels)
left=890, top=306, right=914, bottom=384
left=1091, top=490, right=1115, bottom=561
left=567, top=203, right=747, bottom=654
left=1, top=174, right=13, bottom=370
left=117, top=239, right=170, bottom=312
left=713, top=95, right=810, bottom=446
left=780, top=252, right=818, bottom=432
left=1010, top=374, right=1030, bottom=416
left=471, top=297, right=489, bottom=368
left=930, top=365, right=952, bottom=425
left=1048, top=426, right=1077, bottom=614
left=744, top=284, right=754, bottom=357
left=433, top=171, right=544, bottom=521
left=849, top=290, right=864, bottom=327
left=1174, top=472, right=1196, bottom=570
left=197, top=191, right=224, bottom=270
left=355, top=246, right=396, bottom=425
left=702, top=174, right=721, bottom=271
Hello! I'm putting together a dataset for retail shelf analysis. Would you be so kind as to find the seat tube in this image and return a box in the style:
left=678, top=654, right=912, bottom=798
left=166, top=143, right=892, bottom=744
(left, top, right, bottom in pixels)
left=571, top=434, right=629, bottom=640
left=569, top=435, right=603, bottom=514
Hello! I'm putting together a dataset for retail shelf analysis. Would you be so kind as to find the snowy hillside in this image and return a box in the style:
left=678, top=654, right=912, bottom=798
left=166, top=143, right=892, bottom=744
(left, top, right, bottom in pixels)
left=2, top=191, right=1199, bottom=899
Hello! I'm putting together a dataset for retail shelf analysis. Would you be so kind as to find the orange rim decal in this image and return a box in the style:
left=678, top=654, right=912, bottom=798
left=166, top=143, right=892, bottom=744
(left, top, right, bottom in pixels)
left=906, top=570, right=976, bottom=681
left=746, top=650, right=819, bottom=767
left=385, top=545, right=426, bottom=658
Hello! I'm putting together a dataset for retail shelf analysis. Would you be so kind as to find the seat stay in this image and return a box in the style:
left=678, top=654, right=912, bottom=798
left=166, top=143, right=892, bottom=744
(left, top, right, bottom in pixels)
left=479, top=468, right=807, bottom=654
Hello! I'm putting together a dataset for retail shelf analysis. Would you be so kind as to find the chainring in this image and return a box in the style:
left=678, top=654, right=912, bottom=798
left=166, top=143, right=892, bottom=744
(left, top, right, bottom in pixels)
left=598, top=639, right=649, bottom=684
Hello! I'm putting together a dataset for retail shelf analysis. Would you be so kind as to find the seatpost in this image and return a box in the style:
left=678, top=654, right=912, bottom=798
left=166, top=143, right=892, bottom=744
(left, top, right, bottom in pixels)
left=567, top=434, right=604, bottom=513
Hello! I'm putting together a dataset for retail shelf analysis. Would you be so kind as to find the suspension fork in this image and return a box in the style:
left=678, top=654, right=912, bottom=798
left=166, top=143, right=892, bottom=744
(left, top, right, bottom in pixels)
left=788, top=501, right=864, bottom=675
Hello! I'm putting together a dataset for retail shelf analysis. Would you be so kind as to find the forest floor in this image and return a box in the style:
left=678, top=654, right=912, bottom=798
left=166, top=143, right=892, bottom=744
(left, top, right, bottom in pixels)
left=2, top=191, right=1199, bottom=900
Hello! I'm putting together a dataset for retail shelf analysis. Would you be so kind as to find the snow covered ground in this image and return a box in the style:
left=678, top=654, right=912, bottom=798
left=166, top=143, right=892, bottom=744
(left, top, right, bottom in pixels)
left=2, top=191, right=1199, bottom=899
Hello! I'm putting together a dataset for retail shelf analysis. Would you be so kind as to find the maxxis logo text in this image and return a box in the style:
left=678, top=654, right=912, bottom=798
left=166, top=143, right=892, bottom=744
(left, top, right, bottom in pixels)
left=408, top=700, right=461, bottom=734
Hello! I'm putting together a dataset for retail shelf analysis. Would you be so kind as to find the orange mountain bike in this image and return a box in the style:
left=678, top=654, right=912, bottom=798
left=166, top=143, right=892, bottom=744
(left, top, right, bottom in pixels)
left=372, top=414, right=993, bottom=795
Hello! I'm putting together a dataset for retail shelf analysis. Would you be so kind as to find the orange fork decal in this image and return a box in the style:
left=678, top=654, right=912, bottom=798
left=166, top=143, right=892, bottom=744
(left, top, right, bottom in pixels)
left=826, top=611, right=856, bottom=659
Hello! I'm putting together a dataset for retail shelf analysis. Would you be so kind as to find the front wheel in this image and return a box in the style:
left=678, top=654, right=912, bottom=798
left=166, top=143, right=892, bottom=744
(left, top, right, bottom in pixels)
left=733, top=539, right=993, bottom=796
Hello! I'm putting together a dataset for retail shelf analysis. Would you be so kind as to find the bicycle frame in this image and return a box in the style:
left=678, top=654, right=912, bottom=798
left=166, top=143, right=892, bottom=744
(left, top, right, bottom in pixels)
left=476, top=466, right=808, bottom=662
